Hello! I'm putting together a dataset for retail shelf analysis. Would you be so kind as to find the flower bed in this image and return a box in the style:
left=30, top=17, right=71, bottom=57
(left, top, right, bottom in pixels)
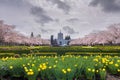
left=0, top=55, right=120, bottom=80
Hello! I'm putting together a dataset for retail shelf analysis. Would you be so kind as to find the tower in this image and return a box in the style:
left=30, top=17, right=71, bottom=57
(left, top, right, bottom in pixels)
left=50, top=35, right=54, bottom=45
left=30, top=32, right=34, bottom=38
left=58, top=31, right=63, bottom=40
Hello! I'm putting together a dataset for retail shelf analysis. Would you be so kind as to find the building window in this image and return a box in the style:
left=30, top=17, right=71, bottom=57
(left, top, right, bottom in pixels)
left=59, top=41, right=62, bottom=45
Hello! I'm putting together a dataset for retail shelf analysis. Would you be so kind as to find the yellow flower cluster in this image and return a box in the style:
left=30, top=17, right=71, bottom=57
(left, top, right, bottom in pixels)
left=93, top=58, right=98, bottom=62
left=24, top=67, right=34, bottom=76
left=24, top=67, right=28, bottom=72
left=83, top=56, right=88, bottom=59
left=115, top=63, right=119, bottom=67
left=109, top=61, right=113, bottom=64
left=62, top=69, right=67, bottom=74
left=102, top=58, right=109, bottom=64
left=39, top=63, right=47, bottom=70
left=62, top=68, right=71, bottom=74
left=87, top=68, right=95, bottom=72
left=27, top=69, right=34, bottom=75
left=2, top=57, right=9, bottom=61
left=87, top=68, right=106, bottom=73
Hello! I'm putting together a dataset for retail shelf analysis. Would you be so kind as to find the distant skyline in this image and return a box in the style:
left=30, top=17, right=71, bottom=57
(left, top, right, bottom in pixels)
left=0, top=0, right=120, bottom=39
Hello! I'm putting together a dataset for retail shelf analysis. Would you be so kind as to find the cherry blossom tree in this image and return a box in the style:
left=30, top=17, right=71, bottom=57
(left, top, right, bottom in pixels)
left=70, top=23, right=120, bottom=45
left=0, top=20, right=15, bottom=44
left=0, top=20, right=49, bottom=46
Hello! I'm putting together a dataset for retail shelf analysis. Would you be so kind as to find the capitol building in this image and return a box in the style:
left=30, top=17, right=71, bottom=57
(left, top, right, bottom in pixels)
left=50, top=31, right=71, bottom=46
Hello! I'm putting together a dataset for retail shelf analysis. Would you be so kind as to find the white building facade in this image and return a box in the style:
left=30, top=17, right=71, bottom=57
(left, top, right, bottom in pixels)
left=50, top=31, right=71, bottom=46
left=56, top=31, right=70, bottom=46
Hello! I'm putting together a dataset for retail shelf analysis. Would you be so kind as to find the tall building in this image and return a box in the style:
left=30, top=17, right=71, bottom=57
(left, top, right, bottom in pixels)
left=58, top=31, right=63, bottom=40
left=50, top=31, right=71, bottom=46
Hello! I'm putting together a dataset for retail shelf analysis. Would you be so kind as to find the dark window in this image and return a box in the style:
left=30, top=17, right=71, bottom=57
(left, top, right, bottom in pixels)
left=59, top=41, right=62, bottom=45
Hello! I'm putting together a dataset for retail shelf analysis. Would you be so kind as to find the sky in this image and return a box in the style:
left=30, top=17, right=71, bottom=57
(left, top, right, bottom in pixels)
left=0, top=0, right=120, bottom=39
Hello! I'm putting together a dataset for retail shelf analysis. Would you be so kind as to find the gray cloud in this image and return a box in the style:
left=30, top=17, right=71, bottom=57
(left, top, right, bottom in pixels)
left=40, top=28, right=54, bottom=33
left=30, top=6, right=53, bottom=25
left=0, top=0, right=54, bottom=26
left=63, top=26, right=78, bottom=34
left=0, top=0, right=53, bottom=25
left=0, top=0, right=30, bottom=7
left=67, top=18, right=79, bottom=23
left=47, top=0, right=70, bottom=13
left=89, top=0, right=120, bottom=12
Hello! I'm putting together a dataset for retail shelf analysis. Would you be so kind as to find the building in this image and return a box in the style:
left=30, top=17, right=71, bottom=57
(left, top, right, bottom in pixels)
left=50, top=31, right=71, bottom=46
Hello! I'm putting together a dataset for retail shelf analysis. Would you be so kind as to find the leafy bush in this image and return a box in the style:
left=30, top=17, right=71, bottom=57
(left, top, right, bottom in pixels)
left=0, top=53, right=15, bottom=58
left=0, top=46, right=120, bottom=55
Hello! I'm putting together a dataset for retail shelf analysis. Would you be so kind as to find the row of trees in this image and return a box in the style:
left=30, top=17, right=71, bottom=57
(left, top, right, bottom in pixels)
left=0, top=20, right=50, bottom=46
left=70, top=23, right=120, bottom=45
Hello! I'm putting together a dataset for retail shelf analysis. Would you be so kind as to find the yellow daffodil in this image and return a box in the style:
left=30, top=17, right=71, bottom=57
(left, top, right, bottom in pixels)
left=9, top=66, right=13, bottom=69
left=62, top=69, right=67, bottom=74
left=115, top=64, right=119, bottom=67
left=67, top=68, right=71, bottom=72
left=88, top=68, right=91, bottom=71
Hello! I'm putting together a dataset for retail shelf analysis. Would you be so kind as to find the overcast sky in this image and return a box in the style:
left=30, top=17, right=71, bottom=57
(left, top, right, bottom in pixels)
left=0, top=0, right=120, bottom=39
